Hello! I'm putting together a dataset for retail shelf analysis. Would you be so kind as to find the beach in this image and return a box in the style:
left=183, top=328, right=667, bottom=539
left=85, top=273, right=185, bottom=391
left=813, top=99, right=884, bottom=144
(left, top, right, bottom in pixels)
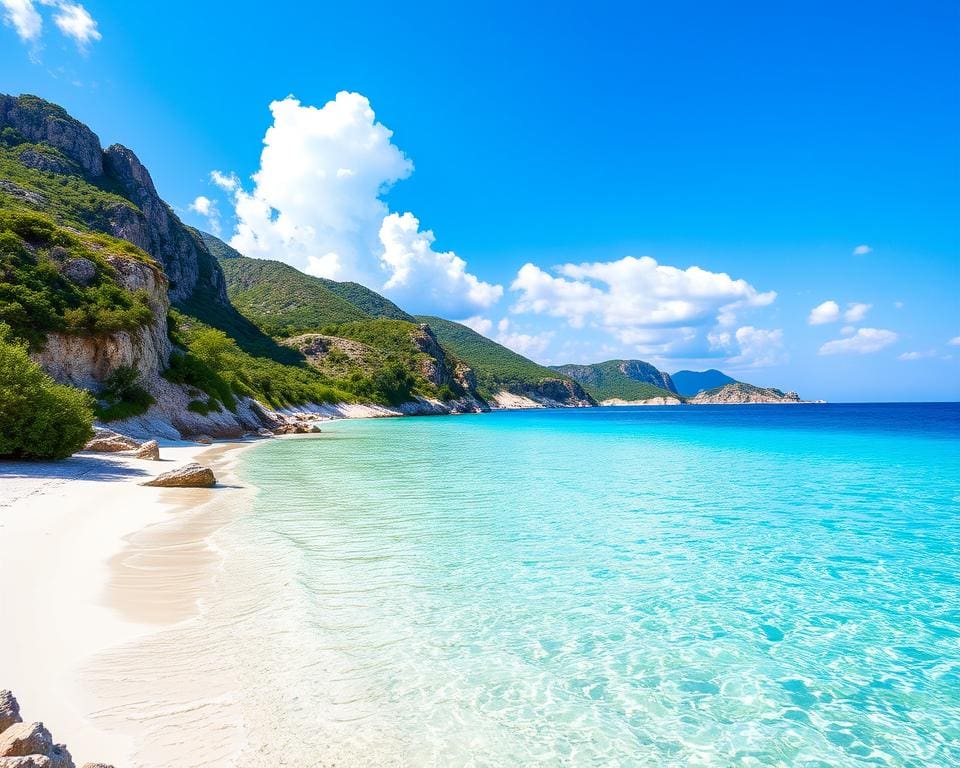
left=0, top=438, right=256, bottom=766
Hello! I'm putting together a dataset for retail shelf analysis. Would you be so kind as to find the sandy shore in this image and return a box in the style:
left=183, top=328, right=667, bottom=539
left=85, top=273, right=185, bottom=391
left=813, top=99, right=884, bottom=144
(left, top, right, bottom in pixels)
left=0, top=438, right=256, bottom=765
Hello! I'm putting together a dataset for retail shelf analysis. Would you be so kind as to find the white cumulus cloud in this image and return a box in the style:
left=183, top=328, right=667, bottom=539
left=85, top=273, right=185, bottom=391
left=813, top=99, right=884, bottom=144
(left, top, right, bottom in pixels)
left=949, top=336, right=960, bottom=346
left=189, top=195, right=221, bottom=236
left=808, top=300, right=840, bottom=325
left=217, top=92, right=499, bottom=315
left=378, top=212, right=502, bottom=315
left=818, top=328, right=898, bottom=356
left=843, top=302, right=871, bottom=323
left=852, top=244, right=872, bottom=255
left=510, top=256, right=775, bottom=357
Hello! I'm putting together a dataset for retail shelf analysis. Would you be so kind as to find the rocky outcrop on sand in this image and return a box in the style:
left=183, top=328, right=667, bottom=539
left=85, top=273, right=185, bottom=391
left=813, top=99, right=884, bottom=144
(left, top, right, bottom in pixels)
left=84, top=429, right=142, bottom=453
left=132, top=439, right=160, bottom=460
left=0, top=691, right=113, bottom=768
left=689, top=382, right=805, bottom=404
left=142, top=462, right=216, bottom=488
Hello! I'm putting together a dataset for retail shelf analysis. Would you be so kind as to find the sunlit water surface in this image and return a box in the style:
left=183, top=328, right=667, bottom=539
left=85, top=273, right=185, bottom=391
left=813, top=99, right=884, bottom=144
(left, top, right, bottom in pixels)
left=222, top=404, right=960, bottom=766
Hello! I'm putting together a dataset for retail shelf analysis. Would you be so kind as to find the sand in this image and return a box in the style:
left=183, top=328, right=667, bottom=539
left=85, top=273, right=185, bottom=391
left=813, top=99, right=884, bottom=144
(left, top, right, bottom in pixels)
left=0, top=439, right=255, bottom=766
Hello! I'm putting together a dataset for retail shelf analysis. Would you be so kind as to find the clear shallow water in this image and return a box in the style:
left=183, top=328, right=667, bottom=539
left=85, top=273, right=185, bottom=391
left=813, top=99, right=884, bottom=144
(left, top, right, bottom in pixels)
left=231, top=404, right=960, bottom=766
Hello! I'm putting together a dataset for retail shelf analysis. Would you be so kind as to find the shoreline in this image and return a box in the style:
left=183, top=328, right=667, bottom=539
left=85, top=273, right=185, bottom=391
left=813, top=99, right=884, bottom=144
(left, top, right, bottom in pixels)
left=0, top=436, right=260, bottom=766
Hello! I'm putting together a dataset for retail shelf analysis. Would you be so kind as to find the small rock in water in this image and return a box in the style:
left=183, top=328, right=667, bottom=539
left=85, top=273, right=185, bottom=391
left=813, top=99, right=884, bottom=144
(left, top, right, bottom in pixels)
left=0, top=690, right=21, bottom=733
left=142, top=463, right=216, bottom=488
left=132, top=439, right=160, bottom=460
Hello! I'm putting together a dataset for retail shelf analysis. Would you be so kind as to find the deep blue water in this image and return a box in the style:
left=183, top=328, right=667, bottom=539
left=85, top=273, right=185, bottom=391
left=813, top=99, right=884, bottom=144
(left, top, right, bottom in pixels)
left=230, top=403, right=960, bottom=765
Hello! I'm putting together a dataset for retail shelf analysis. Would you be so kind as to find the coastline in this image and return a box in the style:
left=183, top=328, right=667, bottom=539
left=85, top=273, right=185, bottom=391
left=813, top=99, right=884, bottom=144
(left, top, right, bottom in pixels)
left=0, top=437, right=258, bottom=766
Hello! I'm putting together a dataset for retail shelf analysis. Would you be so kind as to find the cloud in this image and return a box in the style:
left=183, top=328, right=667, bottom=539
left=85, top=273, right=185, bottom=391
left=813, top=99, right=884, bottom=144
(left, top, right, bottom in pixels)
left=894, top=301, right=904, bottom=309
left=1, top=0, right=41, bottom=41
left=509, top=256, right=775, bottom=358
left=189, top=195, right=214, bottom=216
left=217, top=92, right=499, bottom=314
left=818, top=328, right=898, bottom=356
left=189, top=195, right=221, bottom=236
left=47, top=1, right=99, bottom=47
left=949, top=336, right=960, bottom=346
left=377, top=212, right=502, bottom=315
left=843, top=302, right=871, bottom=323
left=1, top=0, right=100, bottom=51
left=808, top=300, right=840, bottom=325
left=852, top=244, right=872, bottom=255
left=459, top=316, right=492, bottom=336
left=897, top=350, right=936, bottom=361
left=708, top=326, right=786, bottom=368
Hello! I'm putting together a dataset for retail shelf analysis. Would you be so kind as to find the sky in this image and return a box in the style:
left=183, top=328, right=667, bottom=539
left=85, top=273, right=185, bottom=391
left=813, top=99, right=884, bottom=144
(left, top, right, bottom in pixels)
left=1, top=0, right=958, bottom=401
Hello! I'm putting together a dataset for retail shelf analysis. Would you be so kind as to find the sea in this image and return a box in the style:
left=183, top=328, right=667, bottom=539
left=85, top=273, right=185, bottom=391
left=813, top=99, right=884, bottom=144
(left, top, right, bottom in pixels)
left=216, top=403, right=960, bottom=766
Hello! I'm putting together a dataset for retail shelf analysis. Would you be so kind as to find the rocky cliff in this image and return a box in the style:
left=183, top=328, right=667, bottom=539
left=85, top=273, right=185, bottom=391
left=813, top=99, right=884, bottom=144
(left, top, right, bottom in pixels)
left=0, top=94, right=227, bottom=305
left=551, top=359, right=677, bottom=402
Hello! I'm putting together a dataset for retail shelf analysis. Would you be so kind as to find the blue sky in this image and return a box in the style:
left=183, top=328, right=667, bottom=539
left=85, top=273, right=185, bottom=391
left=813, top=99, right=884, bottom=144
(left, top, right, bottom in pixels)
left=2, top=0, right=958, bottom=401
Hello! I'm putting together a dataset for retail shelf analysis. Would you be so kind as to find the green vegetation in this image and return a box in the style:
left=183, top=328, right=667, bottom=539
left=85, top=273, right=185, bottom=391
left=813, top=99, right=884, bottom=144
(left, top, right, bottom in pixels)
left=167, top=310, right=354, bottom=410
left=0, top=324, right=94, bottom=459
left=216, top=254, right=369, bottom=336
left=94, top=365, right=155, bottom=421
left=0, top=137, right=138, bottom=231
left=314, top=279, right=414, bottom=321
left=417, top=315, right=571, bottom=399
left=200, top=230, right=414, bottom=323
left=0, top=209, right=155, bottom=347
left=551, top=360, right=677, bottom=402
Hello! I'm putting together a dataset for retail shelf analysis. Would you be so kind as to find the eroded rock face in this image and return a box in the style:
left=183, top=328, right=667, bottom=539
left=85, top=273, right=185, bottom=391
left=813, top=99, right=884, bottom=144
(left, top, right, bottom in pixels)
left=0, top=756, right=53, bottom=767
left=102, top=144, right=227, bottom=304
left=0, top=691, right=21, bottom=733
left=142, top=463, right=216, bottom=488
left=689, top=383, right=804, bottom=404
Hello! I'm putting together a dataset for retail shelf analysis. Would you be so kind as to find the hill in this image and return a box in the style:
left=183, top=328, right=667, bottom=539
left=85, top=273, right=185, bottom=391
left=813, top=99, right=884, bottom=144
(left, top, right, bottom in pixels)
left=214, top=252, right=370, bottom=336
left=417, top=315, right=594, bottom=406
left=551, top=360, right=677, bottom=402
left=671, top=369, right=737, bottom=397
left=314, top=278, right=414, bottom=322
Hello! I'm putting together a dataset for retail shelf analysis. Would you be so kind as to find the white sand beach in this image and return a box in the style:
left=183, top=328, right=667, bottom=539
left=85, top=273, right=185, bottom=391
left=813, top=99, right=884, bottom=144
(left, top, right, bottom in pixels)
left=0, top=439, right=254, bottom=766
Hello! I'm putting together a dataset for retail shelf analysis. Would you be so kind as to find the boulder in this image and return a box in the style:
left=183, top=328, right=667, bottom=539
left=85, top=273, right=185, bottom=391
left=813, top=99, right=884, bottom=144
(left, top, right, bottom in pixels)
left=84, top=429, right=140, bottom=452
left=0, top=722, right=52, bottom=758
left=80, top=764, right=115, bottom=768
left=61, top=259, right=97, bottom=286
left=0, top=723, right=71, bottom=767
left=132, top=439, right=160, bottom=460
left=0, top=690, right=21, bottom=733
left=256, top=428, right=274, bottom=438
left=142, top=463, right=216, bottom=488
left=189, top=434, right=213, bottom=445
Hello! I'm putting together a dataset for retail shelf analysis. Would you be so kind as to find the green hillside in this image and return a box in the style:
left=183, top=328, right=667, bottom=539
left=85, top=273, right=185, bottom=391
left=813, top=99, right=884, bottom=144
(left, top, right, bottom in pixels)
left=315, top=278, right=414, bottom=321
left=551, top=360, right=677, bottom=402
left=417, top=315, right=579, bottom=400
left=216, top=253, right=370, bottom=335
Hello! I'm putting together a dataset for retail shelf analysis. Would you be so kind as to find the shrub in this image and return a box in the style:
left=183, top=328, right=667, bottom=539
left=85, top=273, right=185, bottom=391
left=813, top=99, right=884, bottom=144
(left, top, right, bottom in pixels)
left=0, top=325, right=94, bottom=459
left=94, top=365, right=154, bottom=422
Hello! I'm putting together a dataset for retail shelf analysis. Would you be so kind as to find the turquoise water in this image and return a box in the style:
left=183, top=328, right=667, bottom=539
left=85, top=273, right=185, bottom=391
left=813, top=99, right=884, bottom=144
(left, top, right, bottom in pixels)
left=232, top=404, right=960, bottom=766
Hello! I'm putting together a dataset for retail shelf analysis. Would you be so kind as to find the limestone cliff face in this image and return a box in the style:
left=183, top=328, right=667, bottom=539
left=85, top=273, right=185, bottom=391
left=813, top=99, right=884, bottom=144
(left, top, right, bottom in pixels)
left=33, top=257, right=172, bottom=390
left=0, top=94, right=228, bottom=305
left=508, top=378, right=594, bottom=407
